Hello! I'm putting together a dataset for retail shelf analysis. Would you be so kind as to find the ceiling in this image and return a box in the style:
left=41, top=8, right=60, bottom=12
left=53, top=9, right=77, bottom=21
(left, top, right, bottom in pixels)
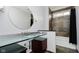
left=49, top=6, right=69, bottom=11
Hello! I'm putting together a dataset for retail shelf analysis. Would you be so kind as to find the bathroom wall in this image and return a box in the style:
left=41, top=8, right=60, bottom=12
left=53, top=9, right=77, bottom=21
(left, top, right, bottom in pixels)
left=0, top=7, right=21, bottom=35
left=0, top=6, right=49, bottom=35
left=7, top=7, right=31, bottom=30
left=28, top=6, right=49, bottom=32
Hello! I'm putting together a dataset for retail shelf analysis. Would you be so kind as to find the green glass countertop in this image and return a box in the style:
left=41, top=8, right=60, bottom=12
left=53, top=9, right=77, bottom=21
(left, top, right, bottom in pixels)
left=0, top=32, right=44, bottom=48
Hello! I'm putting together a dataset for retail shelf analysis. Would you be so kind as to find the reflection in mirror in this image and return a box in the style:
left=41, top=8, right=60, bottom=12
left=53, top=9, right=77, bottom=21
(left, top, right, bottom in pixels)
left=7, top=6, right=34, bottom=30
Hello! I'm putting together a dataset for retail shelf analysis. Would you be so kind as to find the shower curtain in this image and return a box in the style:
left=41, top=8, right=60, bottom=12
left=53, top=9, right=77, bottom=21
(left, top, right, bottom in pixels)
left=69, top=8, right=77, bottom=44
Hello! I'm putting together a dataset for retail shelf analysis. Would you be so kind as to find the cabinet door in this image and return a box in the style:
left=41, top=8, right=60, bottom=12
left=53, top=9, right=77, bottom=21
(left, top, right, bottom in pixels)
left=47, top=32, right=56, bottom=52
left=76, top=7, right=79, bottom=52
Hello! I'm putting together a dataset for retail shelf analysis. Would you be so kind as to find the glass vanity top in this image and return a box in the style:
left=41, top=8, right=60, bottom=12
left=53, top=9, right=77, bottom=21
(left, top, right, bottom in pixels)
left=0, top=32, right=44, bottom=48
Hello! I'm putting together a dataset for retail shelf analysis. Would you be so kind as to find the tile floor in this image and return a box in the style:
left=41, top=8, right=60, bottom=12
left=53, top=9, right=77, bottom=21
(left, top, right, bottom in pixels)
left=56, top=45, right=78, bottom=53
left=31, top=45, right=78, bottom=53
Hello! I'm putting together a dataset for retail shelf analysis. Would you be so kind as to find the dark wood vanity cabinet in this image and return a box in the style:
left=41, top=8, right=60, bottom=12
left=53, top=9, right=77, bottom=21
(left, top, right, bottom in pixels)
left=32, top=37, right=47, bottom=53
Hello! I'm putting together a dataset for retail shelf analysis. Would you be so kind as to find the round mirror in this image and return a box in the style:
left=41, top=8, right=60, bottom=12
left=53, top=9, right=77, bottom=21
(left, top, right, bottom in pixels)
left=7, top=6, right=34, bottom=30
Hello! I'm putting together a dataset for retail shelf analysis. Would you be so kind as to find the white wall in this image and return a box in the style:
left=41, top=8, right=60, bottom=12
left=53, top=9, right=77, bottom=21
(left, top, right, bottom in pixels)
left=7, top=7, right=31, bottom=30
left=0, top=6, right=49, bottom=35
left=0, top=7, right=25, bottom=35
left=28, top=6, right=49, bottom=32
